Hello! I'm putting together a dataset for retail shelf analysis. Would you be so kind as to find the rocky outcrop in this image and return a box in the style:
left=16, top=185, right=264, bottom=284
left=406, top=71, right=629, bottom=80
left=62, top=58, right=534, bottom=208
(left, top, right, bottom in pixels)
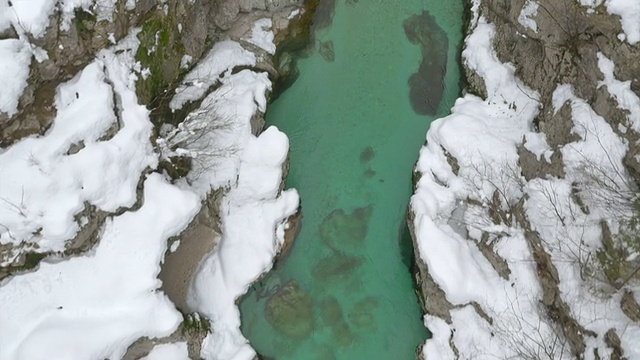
left=0, top=1, right=159, bottom=146
left=481, top=0, right=640, bottom=149
left=0, top=0, right=305, bottom=147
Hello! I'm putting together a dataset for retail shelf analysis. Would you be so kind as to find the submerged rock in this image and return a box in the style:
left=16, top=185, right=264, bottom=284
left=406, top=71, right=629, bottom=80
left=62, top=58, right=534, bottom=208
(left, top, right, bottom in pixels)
left=319, top=40, right=335, bottom=62
left=319, top=296, right=344, bottom=325
left=331, top=321, right=354, bottom=347
left=319, top=297, right=354, bottom=348
left=265, top=280, right=314, bottom=339
left=319, top=205, right=373, bottom=252
left=403, top=11, right=449, bottom=116
left=312, top=253, right=363, bottom=281
left=348, top=296, right=379, bottom=330
left=359, top=146, right=375, bottom=162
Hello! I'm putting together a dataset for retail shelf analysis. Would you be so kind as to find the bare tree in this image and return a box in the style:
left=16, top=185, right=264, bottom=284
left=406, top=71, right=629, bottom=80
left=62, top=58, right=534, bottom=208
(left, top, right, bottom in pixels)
left=157, top=92, right=240, bottom=182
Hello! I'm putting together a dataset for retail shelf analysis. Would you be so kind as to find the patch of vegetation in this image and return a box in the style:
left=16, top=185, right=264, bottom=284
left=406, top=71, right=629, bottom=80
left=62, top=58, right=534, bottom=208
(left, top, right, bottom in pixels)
left=21, top=252, right=47, bottom=271
left=74, top=7, right=97, bottom=35
left=1, top=252, right=48, bottom=280
left=135, top=12, right=186, bottom=110
left=181, top=312, right=211, bottom=333
left=158, top=156, right=192, bottom=181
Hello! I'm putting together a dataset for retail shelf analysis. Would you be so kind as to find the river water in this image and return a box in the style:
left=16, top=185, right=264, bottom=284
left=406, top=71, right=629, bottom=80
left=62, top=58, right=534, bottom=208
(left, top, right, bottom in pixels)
left=239, top=0, right=464, bottom=359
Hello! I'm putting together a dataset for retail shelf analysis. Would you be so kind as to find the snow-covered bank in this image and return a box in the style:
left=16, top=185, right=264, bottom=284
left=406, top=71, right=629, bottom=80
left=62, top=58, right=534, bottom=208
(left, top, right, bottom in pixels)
left=0, top=173, right=199, bottom=359
left=0, top=2, right=302, bottom=358
left=410, top=1, right=640, bottom=359
left=0, top=34, right=156, bottom=261
left=188, top=127, right=298, bottom=360
left=164, top=33, right=299, bottom=359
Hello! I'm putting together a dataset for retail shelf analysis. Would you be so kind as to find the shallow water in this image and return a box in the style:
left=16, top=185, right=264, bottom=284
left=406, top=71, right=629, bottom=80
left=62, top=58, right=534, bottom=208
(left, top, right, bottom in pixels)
left=239, top=0, right=464, bottom=359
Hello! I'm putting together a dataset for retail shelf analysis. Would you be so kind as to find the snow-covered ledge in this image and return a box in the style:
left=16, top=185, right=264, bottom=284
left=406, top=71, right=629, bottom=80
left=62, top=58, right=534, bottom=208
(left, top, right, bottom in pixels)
left=410, top=2, right=640, bottom=359
left=0, top=12, right=299, bottom=360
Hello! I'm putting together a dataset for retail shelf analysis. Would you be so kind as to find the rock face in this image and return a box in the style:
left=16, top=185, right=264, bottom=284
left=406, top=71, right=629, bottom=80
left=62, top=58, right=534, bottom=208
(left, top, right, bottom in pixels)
left=482, top=0, right=640, bottom=139
left=0, top=1, right=305, bottom=357
left=0, top=0, right=303, bottom=270
left=265, top=280, right=314, bottom=339
left=0, top=0, right=303, bottom=146
left=410, top=0, right=640, bottom=359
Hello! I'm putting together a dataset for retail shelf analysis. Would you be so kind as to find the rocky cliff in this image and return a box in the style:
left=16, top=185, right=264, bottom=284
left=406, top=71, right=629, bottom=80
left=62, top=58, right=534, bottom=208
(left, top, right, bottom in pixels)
left=0, top=0, right=304, bottom=359
left=411, top=0, right=640, bottom=358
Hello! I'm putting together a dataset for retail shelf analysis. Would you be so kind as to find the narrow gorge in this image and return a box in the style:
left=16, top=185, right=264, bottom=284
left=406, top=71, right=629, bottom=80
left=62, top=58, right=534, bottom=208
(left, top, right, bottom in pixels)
left=1, top=0, right=639, bottom=359
left=238, top=0, right=465, bottom=359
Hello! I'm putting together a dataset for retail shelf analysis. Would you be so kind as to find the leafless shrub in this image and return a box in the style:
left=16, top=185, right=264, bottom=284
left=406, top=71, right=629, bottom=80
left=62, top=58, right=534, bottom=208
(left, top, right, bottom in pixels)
left=157, top=93, right=240, bottom=182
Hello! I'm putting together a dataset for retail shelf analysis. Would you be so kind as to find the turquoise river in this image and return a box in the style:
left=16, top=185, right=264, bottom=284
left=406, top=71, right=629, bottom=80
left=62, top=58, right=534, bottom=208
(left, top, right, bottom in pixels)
left=239, top=0, right=465, bottom=359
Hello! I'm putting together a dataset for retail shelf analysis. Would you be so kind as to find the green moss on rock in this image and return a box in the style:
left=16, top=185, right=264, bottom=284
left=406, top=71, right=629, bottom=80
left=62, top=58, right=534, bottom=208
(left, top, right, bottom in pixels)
left=135, top=12, right=186, bottom=109
left=74, top=8, right=97, bottom=36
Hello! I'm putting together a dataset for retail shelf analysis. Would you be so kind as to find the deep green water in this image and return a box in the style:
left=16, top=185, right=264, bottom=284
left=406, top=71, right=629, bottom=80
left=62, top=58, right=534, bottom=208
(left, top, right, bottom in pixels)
left=239, top=1, right=464, bottom=359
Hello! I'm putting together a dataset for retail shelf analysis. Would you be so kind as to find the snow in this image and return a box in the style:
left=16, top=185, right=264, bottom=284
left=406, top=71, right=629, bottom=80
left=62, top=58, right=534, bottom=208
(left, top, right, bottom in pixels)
left=411, top=10, right=640, bottom=359
left=169, top=41, right=257, bottom=111
left=579, top=0, right=603, bottom=6
left=0, top=38, right=31, bottom=116
left=156, top=19, right=298, bottom=359
left=287, top=8, right=300, bottom=20
left=0, top=31, right=204, bottom=360
left=518, top=0, right=539, bottom=32
left=169, top=240, right=181, bottom=253
left=125, top=0, right=136, bottom=10
left=534, top=84, right=638, bottom=357
left=0, top=32, right=156, bottom=259
left=0, top=13, right=297, bottom=360
left=0, top=0, right=119, bottom=38
left=523, top=132, right=552, bottom=161
left=141, top=342, right=190, bottom=360
left=412, top=17, right=551, bottom=359
left=180, top=54, right=193, bottom=69
left=246, top=18, right=276, bottom=55
left=604, top=0, right=640, bottom=44
left=0, top=173, right=200, bottom=360
left=597, top=52, right=640, bottom=131
left=0, top=0, right=56, bottom=38
left=172, top=43, right=299, bottom=359
left=160, top=68, right=273, bottom=198
left=579, top=0, right=640, bottom=44
left=190, top=127, right=299, bottom=360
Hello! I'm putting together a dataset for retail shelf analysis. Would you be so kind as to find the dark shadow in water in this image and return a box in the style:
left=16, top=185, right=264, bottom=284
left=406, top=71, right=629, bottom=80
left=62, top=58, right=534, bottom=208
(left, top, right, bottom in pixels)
left=320, top=296, right=344, bottom=326
left=398, top=215, right=417, bottom=272
left=271, top=0, right=338, bottom=100
left=364, top=168, right=376, bottom=178
left=265, top=280, right=314, bottom=340
left=319, top=296, right=355, bottom=347
left=312, top=252, right=363, bottom=282
left=359, top=146, right=375, bottom=162
left=319, top=205, right=373, bottom=253
left=312, top=0, right=337, bottom=31
left=403, top=11, right=449, bottom=115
